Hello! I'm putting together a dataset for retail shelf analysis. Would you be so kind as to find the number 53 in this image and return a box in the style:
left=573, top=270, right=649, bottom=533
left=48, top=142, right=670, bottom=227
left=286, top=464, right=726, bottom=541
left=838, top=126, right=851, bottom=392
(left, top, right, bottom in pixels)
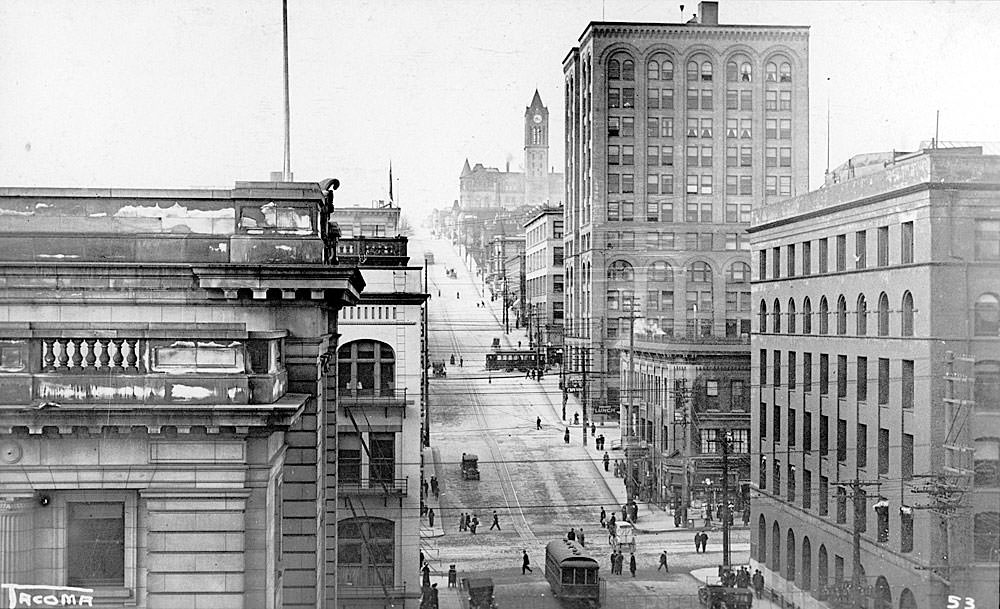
left=947, top=595, right=974, bottom=609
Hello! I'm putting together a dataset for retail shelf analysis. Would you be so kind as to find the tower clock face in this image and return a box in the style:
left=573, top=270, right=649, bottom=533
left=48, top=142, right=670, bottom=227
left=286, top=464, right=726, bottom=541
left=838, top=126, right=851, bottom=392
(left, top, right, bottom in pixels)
left=533, top=114, right=542, bottom=124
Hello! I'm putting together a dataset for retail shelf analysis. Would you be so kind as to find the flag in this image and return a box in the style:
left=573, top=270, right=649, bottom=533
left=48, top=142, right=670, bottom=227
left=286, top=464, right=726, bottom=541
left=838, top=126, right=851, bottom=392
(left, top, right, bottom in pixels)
left=389, top=162, right=394, bottom=204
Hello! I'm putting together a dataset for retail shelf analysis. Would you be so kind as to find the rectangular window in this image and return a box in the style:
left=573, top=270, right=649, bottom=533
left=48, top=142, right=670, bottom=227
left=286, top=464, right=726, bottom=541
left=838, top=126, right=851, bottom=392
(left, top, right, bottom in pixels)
left=740, top=146, right=752, bottom=167
left=788, top=407, right=797, bottom=445
left=661, top=174, right=674, bottom=194
left=646, top=174, right=659, bottom=195
left=772, top=246, right=781, bottom=279
left=819, top=475, right=829, bottom=516
left=370, top=432, right=396, bottom=483
left=878, top=358, right=890, bottom=405
left=701, top=146, right=713, bottom=167
left=662, top=205, right=674, bottom=224
left=607, top=201, right=620, bottom=221
left=726, top=118, right=738, bottom=138
left=836, top=234, right=847, bottom=271
left=877, top=226, right=889, bottom=266
left=766, top=90, right=777, bottom=110
left=759, top=249, right=767, bottom=281
left=662, top=118, right=674, bottom=138
left=647, top=145, right=660, bottom=167
left=773, top=403, right=781, bottom=443
left=662, top=145, right=674, bottom=165
left=857, top=423, right=868, bottom=468
left=686, top=118, right=698, bottom=138
left=726, top=175, right=738, bottom=196
left=879, top=427, right=890, bottom=474
left=804, top=411, right=813, bottom=452
left=857, top=356, right=868, bottom=402
left=622, top=87, right=635, bottom=108
left=621, top=201, right=634, bottom=221
left=726, top=145, right=738, bottom=168
left=622, top=117, right=634, bottom=136
left=901, top=221, right=914, bottom=263
left=622, top=145, right=634, bottom=165
left=901, top=509, right=913, bottom=552
left=902, top=433, right=914, bottom=480
left=647, top=88, right=660, bottom=109
left=902, top=359, right=914, bottom=409
left=856, top=489, right=868, bottom=533
left=820, top=414, right=829, bottom=456
left=837, top=354, right=847, bottom=398
left=701, top=175, right=713, bottom=195
left=802, top=241, right=811, bottom=275
left=662, top=89, right=674, bottom=110
left=739, top=175, right=752, bottom=196
left=608, top=117, right=621, bottom=137
left=760, top=349, right=767, bottom=387
left=765, top=147, right=777, bottom=167
left=646, top=200, right=659, bottom=221
left=820, top=353, right=829, bottom=395
left=788, top=464, right=796, bottom=501
left=68, top=502, right=126, bottom=587
left=765, top=176, right=777, bottom=196
left=803, top=352, right=813, bottom=392
left=608, top=145, right=620, bottom=165
left=726, top=89, right=738, bottom=110
left=622, top=174, right=634, bottom=193
left=759, top=402, right=767, bottom=440
left=836, top=486, right=848, bottom=524
left=788, top=351, right=797, bottom=389
left=856, top=230, right=867, bottom=269
left=686, top=174, right=699, bottom=195
left=803, top=469, right=812, bottom=509
left=787, top=243, right=796, bottom=277
left=819, top=238, right=829, bottom=273
left=779, top=176, right=792, bottom=196
left=779, top=90, right=792, bottom=110
left=687, top=145, right=699, bottom=166
left=773, top=350, right=782, bottom=387
left=779, top=119, right=792, bottom=138
left=701, top=89, right=713, bottom=110
left=608, top=88, right=620, bottom=108
left=837, top=418, right=848, bottom=461
left=646, top=118, right=659, bottom=138
left=765, top=118, right=778, bottom=139
left=779, top=147, right=792, bottom=167
left=701, top=119, right=713, bottom=138
left=607, top=174, right=620, bottom=194
left=687, top=88, right=699, bottom=109
left=739, top=119, right=751, bottom=138
left=740, top=89, right=752, bottom=110
left=726, top=233, right=738, bottom=250
left=699, top=232, right=713, bottom=250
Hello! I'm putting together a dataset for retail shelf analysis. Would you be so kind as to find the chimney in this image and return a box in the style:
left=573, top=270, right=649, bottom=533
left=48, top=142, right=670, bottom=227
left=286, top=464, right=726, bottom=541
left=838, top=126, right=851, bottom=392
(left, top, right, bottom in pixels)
left=698, top=1, right=719, bottom=25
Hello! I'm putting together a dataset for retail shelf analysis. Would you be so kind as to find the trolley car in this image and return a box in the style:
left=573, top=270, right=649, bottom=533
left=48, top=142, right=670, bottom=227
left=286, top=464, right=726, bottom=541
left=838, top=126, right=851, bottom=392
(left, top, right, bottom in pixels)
left=545, top=539, right=602, bottom=608
left=485, top=349, right=542, bottom=372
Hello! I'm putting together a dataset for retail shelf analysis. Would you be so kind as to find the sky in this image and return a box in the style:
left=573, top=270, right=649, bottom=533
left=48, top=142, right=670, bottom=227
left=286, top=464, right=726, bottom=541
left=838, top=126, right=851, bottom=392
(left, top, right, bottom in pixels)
left=2, top=0, right=999, bottom=220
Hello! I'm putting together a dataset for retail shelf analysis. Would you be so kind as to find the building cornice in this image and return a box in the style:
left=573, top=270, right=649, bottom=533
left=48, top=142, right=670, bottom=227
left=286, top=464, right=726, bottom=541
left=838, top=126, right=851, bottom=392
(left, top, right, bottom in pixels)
left=581, top=22, right=809, bottom=45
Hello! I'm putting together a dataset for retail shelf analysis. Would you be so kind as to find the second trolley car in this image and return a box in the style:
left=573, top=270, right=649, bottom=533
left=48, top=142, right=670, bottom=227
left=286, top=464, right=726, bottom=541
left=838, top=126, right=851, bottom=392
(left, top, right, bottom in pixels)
left=545, top=539, right=602, bottom=608
left=485, top=349, right=542, bottom=372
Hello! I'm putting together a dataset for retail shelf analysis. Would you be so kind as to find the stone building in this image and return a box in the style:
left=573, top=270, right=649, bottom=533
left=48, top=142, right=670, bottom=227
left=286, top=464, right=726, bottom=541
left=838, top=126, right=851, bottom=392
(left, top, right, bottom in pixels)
left=561, top=1, right=808, bottom=426
left=524, top=207, right=566, bottom=352
left=0, top=181, right=370, bottom=608
left=749, top=147, right=1000, bottom=609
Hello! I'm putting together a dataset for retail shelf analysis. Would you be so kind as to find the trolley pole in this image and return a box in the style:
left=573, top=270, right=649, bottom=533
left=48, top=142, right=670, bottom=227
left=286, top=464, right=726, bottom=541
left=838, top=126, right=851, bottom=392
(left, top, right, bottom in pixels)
left=721, top=433, right=731, bottom=568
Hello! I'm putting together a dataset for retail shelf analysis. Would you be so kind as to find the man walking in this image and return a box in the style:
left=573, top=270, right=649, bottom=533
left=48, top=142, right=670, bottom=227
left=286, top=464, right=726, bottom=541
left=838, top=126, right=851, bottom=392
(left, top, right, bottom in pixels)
left=459, top=512, right=466, bottom=532
left=694, top=532, right=701, bottom=553
left=522, top=550, right=532, bottom=574
left=567, top=527, right=576, bottom=541
left=600, top=507, right=607, bottom=528
left=658, top=550, right=669, bottom=572
left=564, top=427, right=570, bottom=444
left=536, top=416, right=542, bottom=430
left=577, top=528, right=585, bottom=547
left=428, top=508, right=435, bottom=528
left=603, top=452, right=610, bottom=472
left=752, top=569, right=765, bottom=599
left=629, top=552, right=637, bottom=577
left=490, top=510, right=501, bottom=531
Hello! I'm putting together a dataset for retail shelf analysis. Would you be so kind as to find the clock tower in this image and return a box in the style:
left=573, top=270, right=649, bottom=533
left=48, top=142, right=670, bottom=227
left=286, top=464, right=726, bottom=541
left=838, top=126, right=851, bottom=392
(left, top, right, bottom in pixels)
left=524, top=89, right=550, bottom=204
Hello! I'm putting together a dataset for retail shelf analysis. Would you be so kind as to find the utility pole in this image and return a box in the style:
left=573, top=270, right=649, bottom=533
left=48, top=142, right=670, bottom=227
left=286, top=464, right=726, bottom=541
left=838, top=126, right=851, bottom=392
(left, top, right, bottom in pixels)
left=625, top=305, right=636, bottom=504
left=581, top=343, right=588, bottom=447
left=721, top=432, right=731, bottom=568
left=833, top=479, right=880, bottom=609
left=423, top=261, right=430, bottom=448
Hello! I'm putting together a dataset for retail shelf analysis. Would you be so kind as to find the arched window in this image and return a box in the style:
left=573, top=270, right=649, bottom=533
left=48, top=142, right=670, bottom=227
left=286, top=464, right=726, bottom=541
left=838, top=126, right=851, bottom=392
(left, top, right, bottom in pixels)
left=766, top=62, right=778, bottom=82
left=801, top=536, right=812, bottom=590
left=780, top=62, right=792, bottom=82
left=973, top=511, right=999, bottom=561
left=728, top=262, right=751, bottom=283
left=771, top=521, right=781, bottom=572
left=878, top=292, right=890, bottom=336
left=338, top=340, right=395, bottom=396
left=874, top=577, right=893, bottom=609
left=741, top=62, right=753, bottom=82
left=687, top=60, right=699, bottom=81
left=786, top=528, right=797, bottom=582
left=337, top=517, right=395, bottom=587
left=819, top=296, right=829, bottom=334
left=803, top=297, right=812, bottom=334
left=899, top=588, right=917, bottom=609
left=836, top=295, right=847, bottom=335
left=758, top=515, right=768, bottom=562
left=726, top=61, right=739, bottom=82
left=649, top=261, right=673, bottom=283
left=688, top=261, right=713, bottom=283
left=759, top=300, right=768, bottom=333
left=647, top=60, right=659, bottom=80
left=975, top=293, right=1000, bottom=336
left=817, top=545, right=829, bottom=599
left=622, top=59, right=635, bottom=80
left=608, top=260, right=634, bottom=281
left=701, top=61, right=713, bottom=81
left=788, top=298, right=797, bottom=333
left=773, top=299, right=782, bottom=333
left=857, top=294, right=868, bottom=335
left=608, top=58, right=621, bottom=80
left=974, top=437, right=1000, bottom=487
left=662, top=59, right=674, bottom=80
left=901, top=291, right=915, bottom=336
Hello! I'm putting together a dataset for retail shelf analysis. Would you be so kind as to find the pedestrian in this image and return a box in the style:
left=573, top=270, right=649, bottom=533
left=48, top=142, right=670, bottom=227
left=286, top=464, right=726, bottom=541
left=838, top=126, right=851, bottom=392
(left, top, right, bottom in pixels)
left=522, top=550, right=532, bottom=574
left=621, top=504, right=627, bottom=522
left=591, top=421, right=596, bottom=437
left=700, top=531, right=709, bottom=552
left=422, top=563, right=430, bottom=588
left=564, top=427, right=570, bottom=444
left=752, top=569, right=765, bottom=599
left=658, top=551, right=669, bottom=572
left=470, top=517, right=478, bottom=535
left=567, top=527, right=576, bottom=541
left=437, top=289, right=441, bottom=297
left=578, top=528, right=585, bottom=547
left=603, top=452, right=610, bottom=472
left=448, top=564, right=457, bottom=588
left=465, top=513, right=471, bottom=530
left=736, top=567, right=750, bottom=588
left=459, top=357, right=463, bottom=367
left=742, top=506, right=750, bottom=527
left=456, top=292, right=460, bottom=299
left=428, top=508, right=435, bottom=528
left=490, top=510, right=501, bottom=531
left=609, top=551, right=617, bottom=574
left=608, top=514, right=617, bottom=541
left=430, top=476, right=438, bottom=496
left=600, top=507, right=607, bottom=528
left=694, top=532, right=701, bottom=553
left=536, top=416, right=542, bottom=430
left=629, top=552, right=637, bottom=577
left=459, top=513, right=466, bottom=532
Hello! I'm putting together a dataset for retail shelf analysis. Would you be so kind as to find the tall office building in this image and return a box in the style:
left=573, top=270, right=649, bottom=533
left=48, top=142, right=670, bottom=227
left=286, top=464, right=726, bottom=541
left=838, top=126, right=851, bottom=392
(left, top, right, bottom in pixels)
left=750, top=147, right=1000, bottom=609
left=562, top=1, right=808, bottom=430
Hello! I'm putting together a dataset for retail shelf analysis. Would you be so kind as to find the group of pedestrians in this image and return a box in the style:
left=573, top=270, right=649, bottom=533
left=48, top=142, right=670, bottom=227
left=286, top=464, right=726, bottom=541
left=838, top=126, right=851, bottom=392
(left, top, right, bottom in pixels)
left=566, top=527, right=586, bottom=546
left=608, top=550, right=636, bottom=577
left=694, top=530, right=710, bottom=552
left=525, top=368, right=545, bottom=380
left=457, top=513, right=480, bottom=534
left=719, top=566, right=766, bottom=598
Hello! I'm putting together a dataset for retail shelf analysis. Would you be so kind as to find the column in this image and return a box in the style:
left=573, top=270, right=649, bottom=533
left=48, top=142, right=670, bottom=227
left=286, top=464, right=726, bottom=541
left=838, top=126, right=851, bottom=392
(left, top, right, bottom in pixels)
left=0, top=498, right=34, bottom=584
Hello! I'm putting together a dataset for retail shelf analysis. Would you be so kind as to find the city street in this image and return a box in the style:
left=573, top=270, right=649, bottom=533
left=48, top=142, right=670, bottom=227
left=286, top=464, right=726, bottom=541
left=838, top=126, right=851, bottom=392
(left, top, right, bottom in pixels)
left=414, top=230, right=752, bottom=608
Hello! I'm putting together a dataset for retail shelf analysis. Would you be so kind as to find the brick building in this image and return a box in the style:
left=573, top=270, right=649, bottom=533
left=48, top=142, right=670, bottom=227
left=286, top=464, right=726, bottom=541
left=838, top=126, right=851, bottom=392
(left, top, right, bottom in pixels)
left=562, top=1, right=808, bottom=426
left=749, top=148, right=1000, bottom=609
left=524, top=207, right=566, bottom=352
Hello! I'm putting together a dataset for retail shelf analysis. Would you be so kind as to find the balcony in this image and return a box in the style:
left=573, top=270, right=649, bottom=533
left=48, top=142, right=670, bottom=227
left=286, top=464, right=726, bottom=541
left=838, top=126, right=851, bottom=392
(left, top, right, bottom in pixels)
left=336, top=236, right=410, bottom=266
left=338, top=476, right=408, bottom=496
left=338, top=388, right=408, bottom=417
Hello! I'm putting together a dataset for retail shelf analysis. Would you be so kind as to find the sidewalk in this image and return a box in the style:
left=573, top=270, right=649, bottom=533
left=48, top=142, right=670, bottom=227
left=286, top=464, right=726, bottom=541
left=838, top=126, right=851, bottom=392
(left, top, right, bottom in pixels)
left=420, top=446, right=446, bottom=539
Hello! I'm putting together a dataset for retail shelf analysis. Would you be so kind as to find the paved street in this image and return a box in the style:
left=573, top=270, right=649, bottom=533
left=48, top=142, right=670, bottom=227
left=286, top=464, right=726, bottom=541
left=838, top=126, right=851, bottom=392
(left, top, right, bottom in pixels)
left=413, top=230, right=752, bottom=608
